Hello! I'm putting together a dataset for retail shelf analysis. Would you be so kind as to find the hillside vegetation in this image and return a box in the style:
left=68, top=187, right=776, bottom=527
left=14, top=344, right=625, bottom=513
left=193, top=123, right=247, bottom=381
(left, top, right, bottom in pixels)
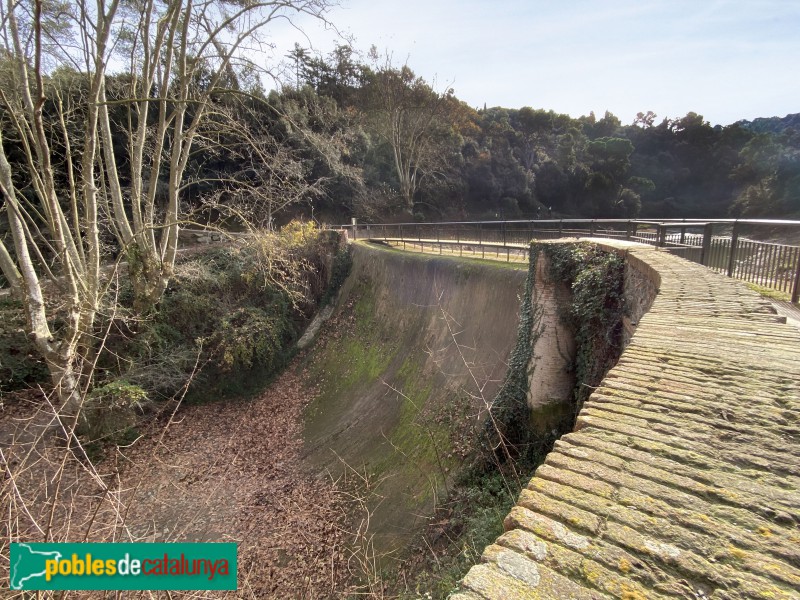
left=1, top=223, right=345, bottom=444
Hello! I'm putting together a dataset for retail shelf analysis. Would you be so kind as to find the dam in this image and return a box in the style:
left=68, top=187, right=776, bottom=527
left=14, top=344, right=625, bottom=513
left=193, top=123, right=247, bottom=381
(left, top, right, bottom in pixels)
left=304, top=236, right=799, bottom=599
left=302, top=242, right=529, bottom=552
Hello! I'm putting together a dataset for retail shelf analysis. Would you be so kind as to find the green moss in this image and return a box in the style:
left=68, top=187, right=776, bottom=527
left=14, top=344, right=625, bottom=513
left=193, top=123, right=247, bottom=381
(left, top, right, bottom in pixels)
left=353, top=285, right=379, bottom=331
left=303, top=283, right=399, bottom=440
left=371, top=353, right=445, bottom=486
left=392, top=355, right=433, bottom=447
left=308, top=283, right=391, bottom=389
left=334, top=336, right=392, bottom=390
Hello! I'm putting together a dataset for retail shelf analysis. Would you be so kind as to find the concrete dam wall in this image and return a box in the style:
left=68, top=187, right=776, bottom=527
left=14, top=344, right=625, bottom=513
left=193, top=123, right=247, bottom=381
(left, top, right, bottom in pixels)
left=302, top=240, right=658, bottom=564
left=302, top=243, right=531, bottom=552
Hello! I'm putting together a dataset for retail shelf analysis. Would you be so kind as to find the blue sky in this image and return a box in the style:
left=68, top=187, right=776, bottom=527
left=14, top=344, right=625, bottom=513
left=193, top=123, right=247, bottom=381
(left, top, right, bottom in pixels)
left=266, top=0, right=800, bottom=125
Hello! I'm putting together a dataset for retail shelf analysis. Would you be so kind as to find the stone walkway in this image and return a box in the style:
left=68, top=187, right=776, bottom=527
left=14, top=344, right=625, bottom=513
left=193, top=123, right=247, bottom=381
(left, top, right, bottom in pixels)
left=771, top=300, right=800, bottom=332
left=452, top=243, right=800, bottom=600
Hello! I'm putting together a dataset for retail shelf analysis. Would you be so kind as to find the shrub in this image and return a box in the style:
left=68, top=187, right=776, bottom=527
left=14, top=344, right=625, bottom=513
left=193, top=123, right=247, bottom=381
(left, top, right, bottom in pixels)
left=3, top=222, right=345, bottom=460
left=78, top=380, right=150, bottom=445
left=100, top=222, right=343, bottom=403
left=546, top=243, right=625, bottom=412
left=0, top=330, right=50, bottom=391
left=216, top=305, right=293, bottom=373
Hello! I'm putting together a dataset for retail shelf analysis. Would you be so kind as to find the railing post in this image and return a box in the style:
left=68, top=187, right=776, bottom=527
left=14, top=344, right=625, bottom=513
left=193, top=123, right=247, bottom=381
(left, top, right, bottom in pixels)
left=626, top=220, right=633, bottom=240
left=700, top=223, right=713, bottom=266
left=478, top=223, right=482, bottom=245
left=558, top=219, right=563, bottom=237
left=590, top=220, right=596, bottom=236
left=791, top=252, right=800, bottom=304
left=351, top=218, right=357, bottom=241
left=657, top=224, right=667, bottom=247
left=680, top=227, right=686, bottom=245
left=726, top=220, right=740, bottom=277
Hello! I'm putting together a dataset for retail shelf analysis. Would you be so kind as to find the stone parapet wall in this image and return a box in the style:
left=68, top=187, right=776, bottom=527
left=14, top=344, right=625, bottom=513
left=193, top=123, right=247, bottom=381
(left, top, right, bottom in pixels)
left=615, top=246, right=661, bottom=347
left=453, top=242, right=800, bottom=600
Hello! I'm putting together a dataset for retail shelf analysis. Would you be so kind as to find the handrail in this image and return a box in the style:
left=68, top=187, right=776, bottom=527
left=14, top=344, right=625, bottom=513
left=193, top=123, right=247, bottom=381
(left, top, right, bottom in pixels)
left=345, top=218, right=800, bottom=304
left=336, top=217, right=800, bottom=227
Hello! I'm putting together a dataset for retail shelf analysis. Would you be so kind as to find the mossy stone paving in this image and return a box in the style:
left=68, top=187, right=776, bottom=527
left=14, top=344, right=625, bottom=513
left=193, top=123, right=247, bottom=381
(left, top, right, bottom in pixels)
left=454, top=242, right=800, bottom=600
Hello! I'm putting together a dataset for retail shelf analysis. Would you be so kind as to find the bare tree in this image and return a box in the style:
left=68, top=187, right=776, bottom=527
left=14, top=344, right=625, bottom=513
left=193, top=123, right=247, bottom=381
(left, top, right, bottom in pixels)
left=193, top=93, right=361, bottom=230
left=366, top=56, right=453, bottom=213
left=102, top=0, right=330, bottom=310
left=0, top=0, right=331, bottom=415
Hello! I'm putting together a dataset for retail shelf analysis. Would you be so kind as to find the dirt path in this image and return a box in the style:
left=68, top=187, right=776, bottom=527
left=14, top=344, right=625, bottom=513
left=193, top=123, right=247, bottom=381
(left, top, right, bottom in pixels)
left=118, top=366, right=353, bottom=598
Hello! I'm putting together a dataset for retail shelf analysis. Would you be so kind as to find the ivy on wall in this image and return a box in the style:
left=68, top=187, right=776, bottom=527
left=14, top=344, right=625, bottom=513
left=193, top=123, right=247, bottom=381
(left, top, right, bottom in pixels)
left=481, top=241, right=626, bottom=467
left=543, top=242, right=625, bottom=417
left=480, top=244, right=545, bottom=467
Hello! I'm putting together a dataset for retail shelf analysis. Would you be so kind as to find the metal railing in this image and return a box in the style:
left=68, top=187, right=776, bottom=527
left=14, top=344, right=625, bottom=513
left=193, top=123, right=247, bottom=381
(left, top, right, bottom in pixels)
left=337, top=218, right=800, bottom=303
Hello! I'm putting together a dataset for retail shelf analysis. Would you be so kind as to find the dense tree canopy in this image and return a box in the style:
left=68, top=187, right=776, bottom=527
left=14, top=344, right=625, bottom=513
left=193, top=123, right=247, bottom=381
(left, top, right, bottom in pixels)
left=235, top=48, right=799, bottom=222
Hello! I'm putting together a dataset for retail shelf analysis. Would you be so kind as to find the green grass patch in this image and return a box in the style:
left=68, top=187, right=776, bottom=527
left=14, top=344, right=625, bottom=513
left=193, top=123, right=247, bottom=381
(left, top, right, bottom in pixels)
left=360, top=240, right=529, bottom=271
left=744, top=282, right=792, bottom=302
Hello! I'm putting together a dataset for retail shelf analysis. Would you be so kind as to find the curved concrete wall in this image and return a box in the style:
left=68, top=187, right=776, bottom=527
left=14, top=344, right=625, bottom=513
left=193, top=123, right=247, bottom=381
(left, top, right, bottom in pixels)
left=303, top=242, right=528, bottom=553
